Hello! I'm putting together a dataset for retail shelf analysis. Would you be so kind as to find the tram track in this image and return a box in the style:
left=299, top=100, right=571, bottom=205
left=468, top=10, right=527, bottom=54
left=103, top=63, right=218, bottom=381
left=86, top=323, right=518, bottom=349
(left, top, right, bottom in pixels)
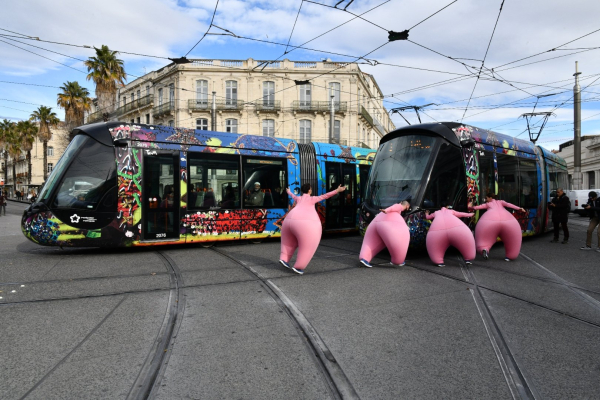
left=209, top=246, right=360, bottom=400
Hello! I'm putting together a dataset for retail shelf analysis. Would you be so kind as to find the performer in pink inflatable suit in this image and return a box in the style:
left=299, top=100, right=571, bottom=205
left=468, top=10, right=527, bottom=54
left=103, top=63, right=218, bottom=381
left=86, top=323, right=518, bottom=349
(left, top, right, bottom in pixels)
left=359, top=201, right=411, bottom=268
left=425, top=206, right=475, bottom=267
left=470, top=193, right=526, bottom=261
left=279, top=183, right=346, bottom=275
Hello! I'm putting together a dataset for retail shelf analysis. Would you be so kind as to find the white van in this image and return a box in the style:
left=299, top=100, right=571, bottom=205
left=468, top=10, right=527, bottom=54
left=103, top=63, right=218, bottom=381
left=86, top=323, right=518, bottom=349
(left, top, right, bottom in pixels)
left=567, top=189, right=595, bottom=216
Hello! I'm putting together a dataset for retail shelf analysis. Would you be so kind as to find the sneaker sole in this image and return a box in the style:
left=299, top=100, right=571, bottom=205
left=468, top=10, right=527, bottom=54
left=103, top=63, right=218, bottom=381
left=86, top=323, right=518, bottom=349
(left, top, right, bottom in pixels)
left=360, top=260, right=372, bottom=268
left=279, top=260, right=291, bottom=269
left=291, top=268, right=304, bottom=275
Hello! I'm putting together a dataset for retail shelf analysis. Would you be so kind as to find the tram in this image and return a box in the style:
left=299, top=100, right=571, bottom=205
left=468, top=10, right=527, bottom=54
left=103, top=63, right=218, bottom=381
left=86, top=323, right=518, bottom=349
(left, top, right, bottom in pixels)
left=360, top=122, right=568, bottom=247
left=22, top=122, right=375, bottom=247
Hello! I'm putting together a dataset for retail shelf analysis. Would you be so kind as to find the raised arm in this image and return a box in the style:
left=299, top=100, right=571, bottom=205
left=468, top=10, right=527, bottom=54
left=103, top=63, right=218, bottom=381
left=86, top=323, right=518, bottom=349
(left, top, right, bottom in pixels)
left=499, top=200, right=526, bottom=212
left=471, top=203, right=489, bottom=210
left=425, top=211, right=436, bottom=220
left=286, top=187, right=300, bottom=202
left=452, top=210, right=475, bottom=218
left=384, top=203, right=405, bottom=214
left=311, top=185, right=346, bottom=204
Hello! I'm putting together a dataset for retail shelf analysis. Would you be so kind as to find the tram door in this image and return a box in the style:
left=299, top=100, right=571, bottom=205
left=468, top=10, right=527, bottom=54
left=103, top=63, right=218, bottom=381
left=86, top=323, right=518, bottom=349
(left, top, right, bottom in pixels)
left=325, top=162, right=357, bottom=229
left=142, top=153, right=180, bottom=240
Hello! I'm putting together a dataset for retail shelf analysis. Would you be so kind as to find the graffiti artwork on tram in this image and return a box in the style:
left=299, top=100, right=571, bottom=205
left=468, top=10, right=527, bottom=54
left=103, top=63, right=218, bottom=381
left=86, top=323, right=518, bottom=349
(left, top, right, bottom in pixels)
left=116, top=147, right=142, bottom=239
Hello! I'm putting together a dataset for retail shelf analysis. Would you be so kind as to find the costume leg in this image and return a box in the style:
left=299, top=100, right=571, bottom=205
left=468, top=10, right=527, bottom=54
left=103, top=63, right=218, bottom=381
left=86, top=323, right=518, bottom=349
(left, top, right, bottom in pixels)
left=426, top=229, right=450, bottom=265
left=359, top=223, right=386, bottom=262
left=291, top=220, right=323, bottom=270
left=449, top=225, right=476, bottom=261
left=475, top=218, right=500, bottom=254
left=499, top=219, right=522, bottom=260
left=279, top=219, right=297, bottom=262
left=378, top=221, right=410, bottom=265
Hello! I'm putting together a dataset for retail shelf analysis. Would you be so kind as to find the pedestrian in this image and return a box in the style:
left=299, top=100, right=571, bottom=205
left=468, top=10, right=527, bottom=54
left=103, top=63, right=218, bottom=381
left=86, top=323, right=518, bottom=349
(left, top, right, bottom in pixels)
left=549, top=188, right=570, bottom=244
left=0, top=191, right=6, bottom=216
left=425, top=205, right=475, bottom=267
left=359, top=201, right=411, bottom=268
left=469, top=193, right=526, bottom=261
left=279, top=183, right=346, bottom=275
left=580, top=191, right=600, bottom=251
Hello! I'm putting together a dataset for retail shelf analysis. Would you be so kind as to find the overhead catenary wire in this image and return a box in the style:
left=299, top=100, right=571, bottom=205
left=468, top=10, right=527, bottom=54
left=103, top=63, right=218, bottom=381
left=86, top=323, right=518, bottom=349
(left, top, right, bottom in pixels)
left=184, top=0, right=220, bottom=57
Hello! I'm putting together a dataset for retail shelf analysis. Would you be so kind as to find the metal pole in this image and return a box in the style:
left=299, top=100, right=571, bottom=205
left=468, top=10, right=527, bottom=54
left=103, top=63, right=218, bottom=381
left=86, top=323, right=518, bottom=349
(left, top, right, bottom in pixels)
left=330, top=94, right=335, bottom=144
left=574, top=61, right=582, bottom=190
left=211, top=91, right=216, bottom=131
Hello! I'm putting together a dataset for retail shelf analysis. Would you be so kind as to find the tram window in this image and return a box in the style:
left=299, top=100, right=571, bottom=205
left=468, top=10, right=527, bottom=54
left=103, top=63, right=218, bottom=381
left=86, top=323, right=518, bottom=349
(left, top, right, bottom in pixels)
left=497, top=154, right=519, bottom=206
left=422, top=143, right=464, bottom=209
left=242, top=157, right=287, bottom=208
left=478, top=151, right=494, bottom=205
left=518, top=159, right=538, bottom=208
left=187, top=154, right=239, bottom=209
left=548, top=164, right=568, bottom=193
left=365, top=135, right=436, bottom=208
left=51, top=137, right=117, bottom=211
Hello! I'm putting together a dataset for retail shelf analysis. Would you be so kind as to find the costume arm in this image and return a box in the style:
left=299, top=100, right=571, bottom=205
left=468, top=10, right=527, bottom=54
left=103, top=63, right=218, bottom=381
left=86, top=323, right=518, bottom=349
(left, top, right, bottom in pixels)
left=286, top=188, right=300, bottom=202
left=452, top=211, right=475, bottom=218
left=384, top=203, right=405, bottom=213
left=471, top=204, right=489, bottom=210
left=425, top=211, right=436, bottom=220
left=312, top=189, right=340, bottom=204
left=499, top=200, right=521, bottom=211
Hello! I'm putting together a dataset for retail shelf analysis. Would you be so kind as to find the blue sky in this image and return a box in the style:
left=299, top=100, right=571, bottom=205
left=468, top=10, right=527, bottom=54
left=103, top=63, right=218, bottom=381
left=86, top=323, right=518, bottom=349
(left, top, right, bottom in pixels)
left=1, top=0, right=600, bottom=150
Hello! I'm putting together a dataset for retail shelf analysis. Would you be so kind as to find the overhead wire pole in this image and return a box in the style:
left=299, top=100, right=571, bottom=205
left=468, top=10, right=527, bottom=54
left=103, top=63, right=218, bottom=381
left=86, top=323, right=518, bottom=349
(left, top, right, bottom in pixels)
left=573, top=61, right=582, bottom=190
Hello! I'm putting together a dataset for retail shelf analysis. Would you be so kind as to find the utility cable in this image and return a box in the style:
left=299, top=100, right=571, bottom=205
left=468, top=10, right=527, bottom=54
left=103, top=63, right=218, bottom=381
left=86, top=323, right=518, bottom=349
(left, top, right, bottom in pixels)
left=184, top=0, right=220, bottom=56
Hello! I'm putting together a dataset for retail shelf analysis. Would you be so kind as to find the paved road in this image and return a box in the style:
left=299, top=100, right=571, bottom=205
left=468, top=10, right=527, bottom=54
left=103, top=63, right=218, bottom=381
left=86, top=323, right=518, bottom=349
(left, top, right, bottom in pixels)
left=1, top=201, right=599, bottom=399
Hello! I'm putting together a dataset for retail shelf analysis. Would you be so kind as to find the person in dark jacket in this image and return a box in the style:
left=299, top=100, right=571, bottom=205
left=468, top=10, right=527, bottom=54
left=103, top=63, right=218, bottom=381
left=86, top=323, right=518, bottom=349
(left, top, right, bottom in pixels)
left=580, top=191, right=600, bottom=251
left=549, top=188, right=570, bottom=244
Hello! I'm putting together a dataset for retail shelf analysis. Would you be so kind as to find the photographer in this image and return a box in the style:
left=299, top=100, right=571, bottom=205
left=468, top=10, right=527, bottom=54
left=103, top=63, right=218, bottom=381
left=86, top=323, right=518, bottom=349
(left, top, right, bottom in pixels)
left=549, top=188, right=570, bottom=244
left=580, top=191, right=600, bottom=251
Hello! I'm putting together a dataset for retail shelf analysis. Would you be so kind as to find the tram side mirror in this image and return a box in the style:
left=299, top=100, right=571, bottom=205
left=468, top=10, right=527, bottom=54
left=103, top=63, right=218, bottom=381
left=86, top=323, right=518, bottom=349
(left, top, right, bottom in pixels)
left=460, top=137, right=475, bottom=148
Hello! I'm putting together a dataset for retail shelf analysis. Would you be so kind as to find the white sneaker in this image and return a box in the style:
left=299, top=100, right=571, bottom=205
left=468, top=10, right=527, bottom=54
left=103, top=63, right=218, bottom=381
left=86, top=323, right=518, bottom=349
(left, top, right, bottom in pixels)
left=581, top=246, right=593, bottom=250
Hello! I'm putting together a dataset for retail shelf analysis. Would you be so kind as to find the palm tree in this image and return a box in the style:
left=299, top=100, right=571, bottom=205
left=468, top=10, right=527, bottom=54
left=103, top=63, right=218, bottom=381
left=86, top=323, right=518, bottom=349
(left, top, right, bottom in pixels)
left=0, top=119, right=16, bottom=187
left=84, top=45, right=127, bottom=120
left=57, top=81, right=92, bottom=132
left=5, top=124, right=21, bottom=194
left=17, top=120, right=38, bottom=184
left=30, top=106, right=60, bottom=181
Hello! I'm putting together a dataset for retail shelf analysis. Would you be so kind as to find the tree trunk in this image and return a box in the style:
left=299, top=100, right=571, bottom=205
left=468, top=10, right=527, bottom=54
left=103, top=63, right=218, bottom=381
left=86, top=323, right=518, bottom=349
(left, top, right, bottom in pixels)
left=43, top=140, right=48, bottom=181
left=12, top=159, right=16, bottom=195
left=27, top=150, right=32, bottom=184
left=3, top=152, right=7, bottom=186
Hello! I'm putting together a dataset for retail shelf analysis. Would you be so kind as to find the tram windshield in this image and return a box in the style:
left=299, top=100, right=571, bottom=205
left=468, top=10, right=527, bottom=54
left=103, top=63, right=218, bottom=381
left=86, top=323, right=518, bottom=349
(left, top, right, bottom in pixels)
left=365, top=135, right=436, bottom=208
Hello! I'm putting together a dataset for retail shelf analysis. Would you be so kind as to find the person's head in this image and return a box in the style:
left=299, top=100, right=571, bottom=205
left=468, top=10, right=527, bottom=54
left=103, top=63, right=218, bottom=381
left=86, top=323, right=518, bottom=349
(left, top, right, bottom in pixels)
left=557, top=188, right=565, bottom=196
left=485, top=192, right=497, bottom=202
left=301, top=183, right=312, bottom=194
left=401, top=200, right=410, bottom=211
left=589, top=191, right=597, bottom=200
left=254, top=182, right=261, bottom=191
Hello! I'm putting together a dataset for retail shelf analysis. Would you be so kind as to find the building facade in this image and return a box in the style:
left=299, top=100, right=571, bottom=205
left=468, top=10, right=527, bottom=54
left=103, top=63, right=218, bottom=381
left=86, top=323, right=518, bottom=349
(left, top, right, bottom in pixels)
left=556, top=135, right=600, bottom=189
left=87, top=58, right=395, bottom=148
left=0, top=124, right=68, bottom=197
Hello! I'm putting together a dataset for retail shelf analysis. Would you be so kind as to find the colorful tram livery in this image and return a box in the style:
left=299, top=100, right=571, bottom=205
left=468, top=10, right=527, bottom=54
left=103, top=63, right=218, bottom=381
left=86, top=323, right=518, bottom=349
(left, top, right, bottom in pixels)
left=360, top=122, right=568, bottom=247
left=22, top=122, right=375, bottom=247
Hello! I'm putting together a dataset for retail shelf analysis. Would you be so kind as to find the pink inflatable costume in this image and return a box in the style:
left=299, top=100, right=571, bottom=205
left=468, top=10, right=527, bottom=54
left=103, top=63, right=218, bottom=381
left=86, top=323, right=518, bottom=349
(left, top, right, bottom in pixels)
left=279, top=188, right=340, bottom=273
left=425, top=207, right=475, bottom=266
left=359, top=203, right=410, bottom=267
left=472, top=199, right=523, bottom=260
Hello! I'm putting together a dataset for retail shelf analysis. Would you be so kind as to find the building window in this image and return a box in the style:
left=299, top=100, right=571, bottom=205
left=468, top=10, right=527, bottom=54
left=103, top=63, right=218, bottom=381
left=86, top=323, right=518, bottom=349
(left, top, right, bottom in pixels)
left=131, top=93, right=134, bottom=103
left=169, top=83, right=174, bottom=106
left=123, top=96, right=127, bottom=106
left=589, top=171, right=596, bottom=189
left=168, top=120, right=174, bottom=127
left=196, top=80, right=208, bottom=105
left=299, top=120, right=311, bottom=144
left=145, top=114, right=150, bottom=124
left=329, top=82, right=341, bottom=104
left=299, top=83, right=311, bottom=108
left=328, top=120, right=340, bottom=144
left=137, top=89, right=141, bottom=101
left=47, top=146, right=54, bottom=156
left=197, top=118, right=209, bottom=130
left=158, top=88, right=163, bottom=106
left=146, top=85, right=150, bottom=96
left=137, top=117, right=141, bottom=124
left=226, top=80, right=237, bottom=106
left=131, top=119, right=134, bottom=124
left=263, top=81, right=275, bottom=106
left=47, top=163, right=54, bottom=173
left=263, top=119, right=274, bottom=137
left=226, top=119, right=238, bottom=133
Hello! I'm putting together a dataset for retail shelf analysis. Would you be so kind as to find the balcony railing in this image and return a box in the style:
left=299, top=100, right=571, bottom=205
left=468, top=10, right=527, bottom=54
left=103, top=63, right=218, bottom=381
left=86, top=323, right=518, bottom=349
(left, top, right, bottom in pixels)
left=359, top=105, right=374, bottom=126
left=255, top=100, right=281, bottom=113
left=152, top=102, right=174, bottom=117
left=329, top=139, right=347, bottom=146
left=187, top=99, right=246, bottom=112
left=87, top=110, right=104, bottom=123
left=292, top=101, right=347, bottom=113
left=117, top=94, right=153, bottom=115
left=188, top=99, right=210, bottom=111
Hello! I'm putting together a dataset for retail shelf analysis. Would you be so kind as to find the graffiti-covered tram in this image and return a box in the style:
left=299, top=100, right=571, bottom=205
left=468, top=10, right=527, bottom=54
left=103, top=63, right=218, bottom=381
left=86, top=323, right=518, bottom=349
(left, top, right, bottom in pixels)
left=22, top=122, right=375, bottom=247
left=360, top=122, right=568, bottom=246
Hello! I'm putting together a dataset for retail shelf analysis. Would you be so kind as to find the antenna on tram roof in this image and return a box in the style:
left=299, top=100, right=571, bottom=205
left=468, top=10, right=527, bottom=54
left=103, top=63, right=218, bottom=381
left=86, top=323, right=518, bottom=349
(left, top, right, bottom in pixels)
left=520, top=111, right=555, bottom=144
left=390, top=103, right=436, bottom=125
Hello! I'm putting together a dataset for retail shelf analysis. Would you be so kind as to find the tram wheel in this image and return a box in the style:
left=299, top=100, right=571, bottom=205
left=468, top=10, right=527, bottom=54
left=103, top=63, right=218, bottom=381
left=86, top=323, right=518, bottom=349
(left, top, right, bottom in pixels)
left=200, top=241, right=215, bottom=248
left=250, top=239, right=263, bottom=244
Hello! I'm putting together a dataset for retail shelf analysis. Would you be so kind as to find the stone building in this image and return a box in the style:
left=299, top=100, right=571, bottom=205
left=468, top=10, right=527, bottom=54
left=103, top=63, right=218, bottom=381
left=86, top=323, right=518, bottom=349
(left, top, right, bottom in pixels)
left=87, top=58, right=395, bottom=148
left=556, top=135, right=600, bottom=189
left=0, top=123, right=68, bottom=197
